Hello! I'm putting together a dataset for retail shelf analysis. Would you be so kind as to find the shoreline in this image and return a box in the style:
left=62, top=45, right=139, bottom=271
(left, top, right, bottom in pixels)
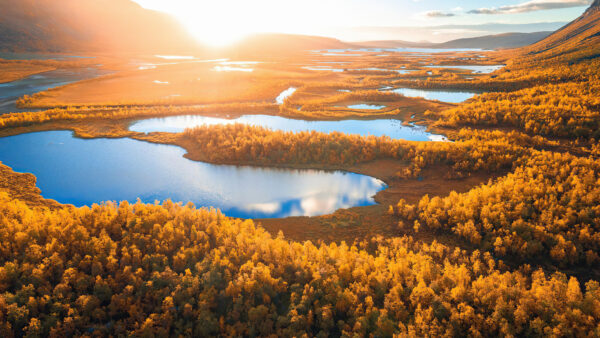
left=0, top=118, right=497, bottom=243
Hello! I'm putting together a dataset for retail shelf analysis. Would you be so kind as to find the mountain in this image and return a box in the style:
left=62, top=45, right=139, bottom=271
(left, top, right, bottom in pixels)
left=358, top=31, right=552, bottom=50
left=522, top=0, right=600, bottom=61
left=436, top=32, right=553, bottom=50
left=0, top=0, right=199, bottom=54
left=224, top=34, right=359, bottom=57
left=228, top=29, right=555, bottom=56
left=363, top=2, right=599, bottom=55
left=344, top=22, right=567, bottom=44
left=356, top=40, right=435, bottom=49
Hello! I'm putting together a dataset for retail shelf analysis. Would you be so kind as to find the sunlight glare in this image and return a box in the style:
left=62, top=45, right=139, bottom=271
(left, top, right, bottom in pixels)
left=134, top=0, right=352, bottom=47
left=169, top=1, right=297, bottom=47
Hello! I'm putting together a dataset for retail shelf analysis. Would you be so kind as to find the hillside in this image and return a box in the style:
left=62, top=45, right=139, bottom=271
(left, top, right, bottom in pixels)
left=357, top=40, right=435, bottom=49
left=0, top=0, right=199, bottom=54
left=522, top=0, right=600, bottom=61
left=437, top=31, right=552, bottom=50
left=360, top=31, right=552, bottom=50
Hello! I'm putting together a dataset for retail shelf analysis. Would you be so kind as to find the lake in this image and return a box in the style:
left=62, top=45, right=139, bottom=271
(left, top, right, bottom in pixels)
left=129, top=114, right=445, bottom=141
left=389, top=88, right=477, bottom=103
left=0, top=68, right=111, bottom=114
left=0, top=52, right=94, bottom=60
left=302, top=66, right=345, bottom=72
left=425, top=65, right=505, bottom=74
left=346, top=104, right=386, bottom=110
left=0, top=131, right=387, bottom=219
left=355, top=68, right=414, bottom=74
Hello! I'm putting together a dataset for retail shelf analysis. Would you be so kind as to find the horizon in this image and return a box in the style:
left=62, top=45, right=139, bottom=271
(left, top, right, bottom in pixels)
left=133, top=0, right=591, bottom=46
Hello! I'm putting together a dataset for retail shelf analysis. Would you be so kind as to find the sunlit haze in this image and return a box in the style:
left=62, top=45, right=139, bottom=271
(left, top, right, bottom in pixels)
left=133, top=0, right=358, bottom=46
left=133, top=0, right=591, bottom=45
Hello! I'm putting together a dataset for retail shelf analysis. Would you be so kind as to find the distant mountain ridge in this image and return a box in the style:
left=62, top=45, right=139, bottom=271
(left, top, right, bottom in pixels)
left=353, top=40, right=435, bottom=49
left=0, top=0, right=198, bottom=54
left=435, top=32, right=553, bottom=50
left=358, top=31, right=553, bottom=50
left=521, top=0, right=600, bottom=61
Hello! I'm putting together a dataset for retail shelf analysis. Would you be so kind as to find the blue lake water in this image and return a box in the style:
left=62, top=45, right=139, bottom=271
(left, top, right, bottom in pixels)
left=0, top=131, right=386, bottom=219
left=389, top=88, right=477, bottom=103
left=346, top=104, right=386, bottom=110
left=129, top=114, right=444, bottom=141
left=425, top=65, right=505, bottom=74
left=0, top=53, right=93, bottom=60
left=355, top=68, right=414, bottom=74
left=0, top=68, right=110, bottom=114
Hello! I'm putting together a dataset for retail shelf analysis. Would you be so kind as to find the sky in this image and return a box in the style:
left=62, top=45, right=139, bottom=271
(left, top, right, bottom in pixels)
left=132, top=0, right=593, bottom=45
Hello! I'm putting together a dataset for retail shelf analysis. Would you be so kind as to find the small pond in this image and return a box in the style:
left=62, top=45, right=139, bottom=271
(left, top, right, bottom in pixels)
left=346, top=104, right=386, bottom=110
left=425, top=65, right=505, bottom=74
left=389, top=88, right=477, bottom=103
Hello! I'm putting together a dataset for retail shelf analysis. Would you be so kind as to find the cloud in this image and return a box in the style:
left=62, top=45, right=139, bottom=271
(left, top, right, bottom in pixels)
left=423, top=10, right=456, bottom=17
left=468, top=0, right=592, bottom=14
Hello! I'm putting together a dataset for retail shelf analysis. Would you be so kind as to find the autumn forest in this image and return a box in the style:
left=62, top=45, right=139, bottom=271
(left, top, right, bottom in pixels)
left=1, top=0, right=600, bottom=337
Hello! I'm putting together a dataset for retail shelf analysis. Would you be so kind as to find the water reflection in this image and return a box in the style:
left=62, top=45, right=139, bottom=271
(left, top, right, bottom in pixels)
left=0, top=53, right=93, bottom=60
left=0, top=68, right=111, bottom=114
left=276, top=87, right=297, bottom=104
left=425, top=65, right=505, bottom=74
left=135, top=58, right=229, bottom=70
left=389, top=88, right=476, bottom=103
left=0, top=131, right=386, bottom=219
left=213, top=66, right=254, bottom=72
left=129, top=114, right=444, bottom=141
left=213, top=60, right=257, bottom=72
left=356, top=68, right=413, bottom=74
left=302, top=66, right=344, bottom=72
left=346, top=104, right=386, bottom=110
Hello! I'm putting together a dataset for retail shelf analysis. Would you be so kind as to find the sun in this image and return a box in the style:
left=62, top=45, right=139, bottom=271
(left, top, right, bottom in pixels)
left=172, top=1, right=254, bottom=47
left=132, top=0, right=249, bottom=47
left=141, top=0, right=273, bottom=47
left=183, top=18, right=249, bottom=48
left=132, top=0, right=337, bottom=47
left=133, top=0, right=317, bottom=47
